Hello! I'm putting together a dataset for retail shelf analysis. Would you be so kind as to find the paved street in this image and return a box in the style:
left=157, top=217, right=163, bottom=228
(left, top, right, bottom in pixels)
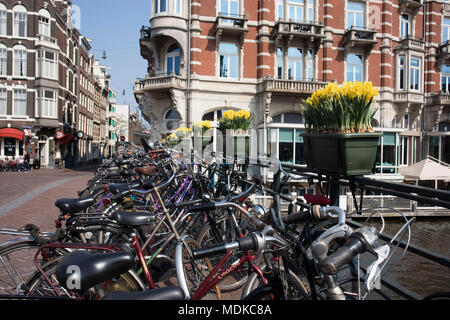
left=0, top=168, right=94, bottom=236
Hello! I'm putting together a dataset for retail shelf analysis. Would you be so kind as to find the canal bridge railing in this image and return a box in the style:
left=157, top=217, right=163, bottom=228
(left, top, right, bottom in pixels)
left=271, top=163, right=450, bottom=300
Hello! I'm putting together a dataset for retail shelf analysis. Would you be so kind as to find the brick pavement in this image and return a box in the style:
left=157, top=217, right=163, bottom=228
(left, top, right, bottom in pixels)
left=0, top=169, right=93, bottom=236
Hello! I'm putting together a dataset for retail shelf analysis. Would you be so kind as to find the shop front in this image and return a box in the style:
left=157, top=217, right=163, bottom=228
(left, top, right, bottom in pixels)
left=0, top=128, right=25, bottom=160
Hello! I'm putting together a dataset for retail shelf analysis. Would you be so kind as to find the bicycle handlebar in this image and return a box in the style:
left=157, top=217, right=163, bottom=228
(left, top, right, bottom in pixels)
left=192, top=233, right=283, bottom=260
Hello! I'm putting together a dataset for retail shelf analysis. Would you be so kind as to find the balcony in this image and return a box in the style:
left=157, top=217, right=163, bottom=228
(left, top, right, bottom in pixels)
left=343, top=27, right=377, bottom=52
left=438, top=41, right=450, bottom=65
left=215, top=13, right=248, bottom=46
left=433, top=92, right=450, bottom=105
left=274, top=20, right=324, bottom=48
left=135, top=74, right=187, bottom=93
left=396, top=36, right=425, bottom=52
left=399, top=0, right=423, bottom=15
left=34, top=118, right=60, bottom=129
left=35, top=34, right=58, bottom=49
left=260, top=77, right=327, bottom=96
left=393, top=91, right=424, bottom=104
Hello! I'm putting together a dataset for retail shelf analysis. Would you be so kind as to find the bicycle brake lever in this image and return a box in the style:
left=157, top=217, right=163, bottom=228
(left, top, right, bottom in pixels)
left=365, top=244, right=390, bottom=292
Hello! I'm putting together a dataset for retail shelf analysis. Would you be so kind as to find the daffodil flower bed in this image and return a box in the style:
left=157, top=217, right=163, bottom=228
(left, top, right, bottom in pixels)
left=302, top=81, right=379, bottom=133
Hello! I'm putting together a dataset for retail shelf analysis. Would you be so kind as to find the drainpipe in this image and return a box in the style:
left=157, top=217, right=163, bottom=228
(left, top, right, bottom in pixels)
left=186, top=0, right=192, bottom=127
left=422, top=0, right=426, bottom=161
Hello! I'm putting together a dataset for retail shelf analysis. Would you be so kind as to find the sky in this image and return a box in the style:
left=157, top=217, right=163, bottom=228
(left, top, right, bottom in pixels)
left=72, top=0, right=151, bottom=114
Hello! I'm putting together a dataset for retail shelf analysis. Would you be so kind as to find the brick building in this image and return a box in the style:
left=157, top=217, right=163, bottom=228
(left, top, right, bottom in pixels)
left=0, top=0, right=110, bottom=167
left=135, top=0, right=449, bottom=180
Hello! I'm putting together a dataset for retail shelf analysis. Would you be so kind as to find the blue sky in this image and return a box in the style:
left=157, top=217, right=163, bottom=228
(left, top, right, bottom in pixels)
left=72, top=0, right=151, bottom=114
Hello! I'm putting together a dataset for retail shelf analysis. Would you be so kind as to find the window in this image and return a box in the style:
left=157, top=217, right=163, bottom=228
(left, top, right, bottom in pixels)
left=442, top=64, right=450, bottom=93
left=219, top=43, right=239, bottom=78
left=36, top=90, right=57, bottom=118
left=400, top=14, right=409, bottom=38
left=13, top=46, right=27, bottom=77
left=277, top=47, right=283, bottom=79
left=13, top=89, right=27, bottom=116
left=443, top=18, right=450, bottom=43
left=279, top=128, right=306, bottom=165
left=221, top=0, right=239, bottom=17
left=288, top=0, right=304, bottom=22
left=375, top=133, right=397, bottom=173
left=409, top=57, right=420, bottom=91
left=306, top=0, right=314, bottom=22
left=276, top=0, right=284, bottom=20
left=346, top=53, right=363, bottom=82
left=0, top=88, right=6, bottom=115
left=13, top=5, right=27, bottom=38
left=175, top=0, right=182, bottom=15
left=288, top=47, right=303, bottom=80
left=155, top=0, right=167, bottom=13
left=307, top=49, right=313, bottom=80
left=38, top=9, right=51, bottom=38
left=399, top=55, right=406, bottom=90
left=166, top=43, right=181, bottom=75
left=4, top=138, right=16, bottom=157
left=0, top=4, right=6, bottom=36
left=37, top=51, right=58, bottom=79
left=346, top=1, right=364, bottom=29
left=0, top=44, right=7, bottom=76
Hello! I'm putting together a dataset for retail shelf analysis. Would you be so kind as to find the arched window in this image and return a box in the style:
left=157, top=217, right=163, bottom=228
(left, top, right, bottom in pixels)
left=0, top=3, right=7, bottom=36
left=166, top=43, right=180, bottom=75
left=165, top=109, right=181, bottom=131
left=13, top=45, right=27, bottom=77
left=13, top=5, right=27, bottom=38
left=0, top=43, right=7, bottom=76
left=38, top=9, right=51, bottom=38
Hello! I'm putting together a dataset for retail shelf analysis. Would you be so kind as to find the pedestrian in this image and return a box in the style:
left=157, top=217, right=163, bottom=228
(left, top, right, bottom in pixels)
left=24, top=152, right=31, bottom=171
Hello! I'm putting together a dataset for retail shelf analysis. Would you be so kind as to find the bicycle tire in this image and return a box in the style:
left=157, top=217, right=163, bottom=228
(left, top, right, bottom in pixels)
left=195, top=213, right=255, bottom=292
left=179, top=237, right=220, bottom=300
left=0, top=240, right=42, bottom=295
left=241, top=264, right=311, bottom=300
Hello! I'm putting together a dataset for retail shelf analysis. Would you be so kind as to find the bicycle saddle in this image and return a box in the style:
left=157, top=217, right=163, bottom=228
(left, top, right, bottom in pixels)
left=135, top=166, right=157, bottom=176
left=55, top=198, right=96, bottom=214
left=56, top=251, right=135, bottom=295
left=102, top=287, right=185, bottom=300
left=111, top=211, right=156, bottom=226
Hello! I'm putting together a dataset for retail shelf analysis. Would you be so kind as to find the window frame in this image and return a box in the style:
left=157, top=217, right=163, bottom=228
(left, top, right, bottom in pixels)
left=346, top=1, right=365, bottom=29
left=13, top=88, right=27, bottom=116
left=0, top=88, right=6, bottom=115
left=13, top=5, right=28, bottom=38
left=345, top=53, right=364, bottom=82
left=0, top=4, right=7, bottom=36
left=218, top=42, right=239, bottom=79
left=13, top=45, right=28, bottom=78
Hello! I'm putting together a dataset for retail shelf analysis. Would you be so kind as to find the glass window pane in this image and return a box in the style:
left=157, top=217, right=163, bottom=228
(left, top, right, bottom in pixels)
left=279, top=129, right=294, bottom=143
left=229, top=55, right=238, bottom=78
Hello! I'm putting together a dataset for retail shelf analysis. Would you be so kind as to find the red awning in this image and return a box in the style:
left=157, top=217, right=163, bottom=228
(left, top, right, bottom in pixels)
left=0, top=128, right=24, bottom=141
left=59, top=134, right=75, bottom=145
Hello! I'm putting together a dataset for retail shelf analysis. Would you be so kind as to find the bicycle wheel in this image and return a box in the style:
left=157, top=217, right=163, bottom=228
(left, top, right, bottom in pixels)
left=179, top=237, right=220, bottom=300
left=195, top=212, right=256, bottom=292
left=0, top=241, right=41, bottom=295
left=241, top=264, right=311, bottom=300
left=24, top=254, right=145, bottom=299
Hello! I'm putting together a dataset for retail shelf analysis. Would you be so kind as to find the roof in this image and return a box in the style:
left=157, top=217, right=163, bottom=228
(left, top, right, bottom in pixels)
left=399, top=159, right=450, bottom=181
